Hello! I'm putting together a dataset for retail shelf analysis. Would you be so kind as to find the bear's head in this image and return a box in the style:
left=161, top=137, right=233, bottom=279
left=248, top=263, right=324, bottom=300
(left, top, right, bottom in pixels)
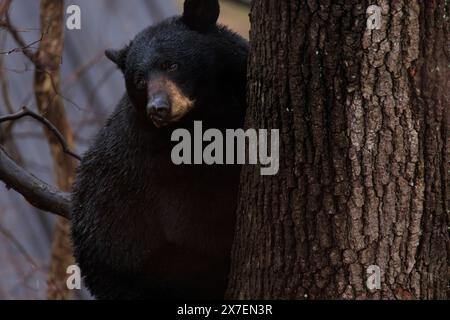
left=105, top=0, right=247, bottom=129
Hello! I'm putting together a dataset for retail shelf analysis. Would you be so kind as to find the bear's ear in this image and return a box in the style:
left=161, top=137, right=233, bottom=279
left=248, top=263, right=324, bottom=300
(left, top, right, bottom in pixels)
left=105, top=43, right=131, bottom=71
left=182, top=0, right=220, bottom=32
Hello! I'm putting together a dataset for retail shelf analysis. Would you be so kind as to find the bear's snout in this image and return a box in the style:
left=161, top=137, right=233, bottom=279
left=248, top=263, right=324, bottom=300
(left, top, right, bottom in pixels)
left=146, top=76, right=195, bottom=128
left=147, top=91, right=171, bottom=128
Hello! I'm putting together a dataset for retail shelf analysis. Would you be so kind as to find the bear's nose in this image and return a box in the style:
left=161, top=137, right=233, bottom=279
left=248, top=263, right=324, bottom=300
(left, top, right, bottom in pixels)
left=147, top=93, right=171, bottom=121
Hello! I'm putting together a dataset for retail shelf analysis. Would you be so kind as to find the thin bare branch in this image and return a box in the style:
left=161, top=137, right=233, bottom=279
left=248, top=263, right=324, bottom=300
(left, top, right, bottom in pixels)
left=0, top=13, right=42, bottom=66
left=62, top=50, right=104, bottom=89
left=0, top=0, right=12, bottom=18
left=0, top=221, right=38, bottom=269
left=0, top=107, right=81, bottom=161
left=0, top=33, right=14, bottom=114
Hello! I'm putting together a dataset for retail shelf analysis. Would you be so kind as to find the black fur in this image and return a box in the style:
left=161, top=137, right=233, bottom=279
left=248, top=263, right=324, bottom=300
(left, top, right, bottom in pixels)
left=71, top=2, right=248, bottom=300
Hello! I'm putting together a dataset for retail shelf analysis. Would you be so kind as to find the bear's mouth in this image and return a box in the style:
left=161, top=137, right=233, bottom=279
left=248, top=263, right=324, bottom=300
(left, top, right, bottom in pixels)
left=150, top=115, right=169, bottom=128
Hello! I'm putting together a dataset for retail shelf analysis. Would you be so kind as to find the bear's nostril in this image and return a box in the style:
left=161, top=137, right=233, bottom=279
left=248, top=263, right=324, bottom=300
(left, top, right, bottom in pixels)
left=151, top=104, right=169, bottom=116
left=147, top=97, right=170, bottom=120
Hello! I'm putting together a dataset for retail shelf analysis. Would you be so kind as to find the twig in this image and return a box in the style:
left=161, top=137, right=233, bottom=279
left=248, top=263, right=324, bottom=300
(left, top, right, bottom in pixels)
left=0, top=221, right=38, bottom=269
left=0, top=13, right=42, bottom=66
left=0, top=0, right=12, bottom=18
left=62, top=50, right=104, bottom=89
left=0, top=32, right=15, bottom=144
left=0, top=107, right=81, bottom=161
left=0, top=33, right=14, bottom=114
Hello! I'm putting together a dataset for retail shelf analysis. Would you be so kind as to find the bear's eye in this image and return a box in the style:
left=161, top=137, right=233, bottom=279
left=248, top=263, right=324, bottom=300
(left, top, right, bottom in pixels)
left=137, top=79, right=147, bottom=89
left=169, top=63, right=178, bottom=72
left=164, top=62, right=178, bottom=72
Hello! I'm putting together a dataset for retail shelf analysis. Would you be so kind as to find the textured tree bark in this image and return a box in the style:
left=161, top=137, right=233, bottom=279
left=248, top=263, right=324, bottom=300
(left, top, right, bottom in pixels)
left=227, top=0, right=449, bottom=299
left=34, top=0, right=76, bottom=300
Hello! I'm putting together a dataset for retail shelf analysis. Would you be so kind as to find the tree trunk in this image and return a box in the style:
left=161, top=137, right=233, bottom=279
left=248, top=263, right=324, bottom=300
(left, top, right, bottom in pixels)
left=227, top=0, right=449, bottom=299
left=34, top=0, right=76, bottom=300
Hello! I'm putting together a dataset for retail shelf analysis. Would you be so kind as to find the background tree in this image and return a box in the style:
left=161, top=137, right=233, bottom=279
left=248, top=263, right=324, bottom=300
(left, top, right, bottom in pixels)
left=227, top=0, right=449, bottom=299
left=1, top=0, right=76, bottom=299
left=34, top=0, right=76, bottom=300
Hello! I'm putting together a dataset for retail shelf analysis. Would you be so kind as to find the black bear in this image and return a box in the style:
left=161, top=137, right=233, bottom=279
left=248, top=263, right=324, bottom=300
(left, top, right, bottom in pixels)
left=71, top=0, right=248, bottom=300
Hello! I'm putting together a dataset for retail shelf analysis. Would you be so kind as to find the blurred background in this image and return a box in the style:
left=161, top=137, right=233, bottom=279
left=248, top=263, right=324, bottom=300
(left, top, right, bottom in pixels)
left=0, top=0, right=249, bottom=300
